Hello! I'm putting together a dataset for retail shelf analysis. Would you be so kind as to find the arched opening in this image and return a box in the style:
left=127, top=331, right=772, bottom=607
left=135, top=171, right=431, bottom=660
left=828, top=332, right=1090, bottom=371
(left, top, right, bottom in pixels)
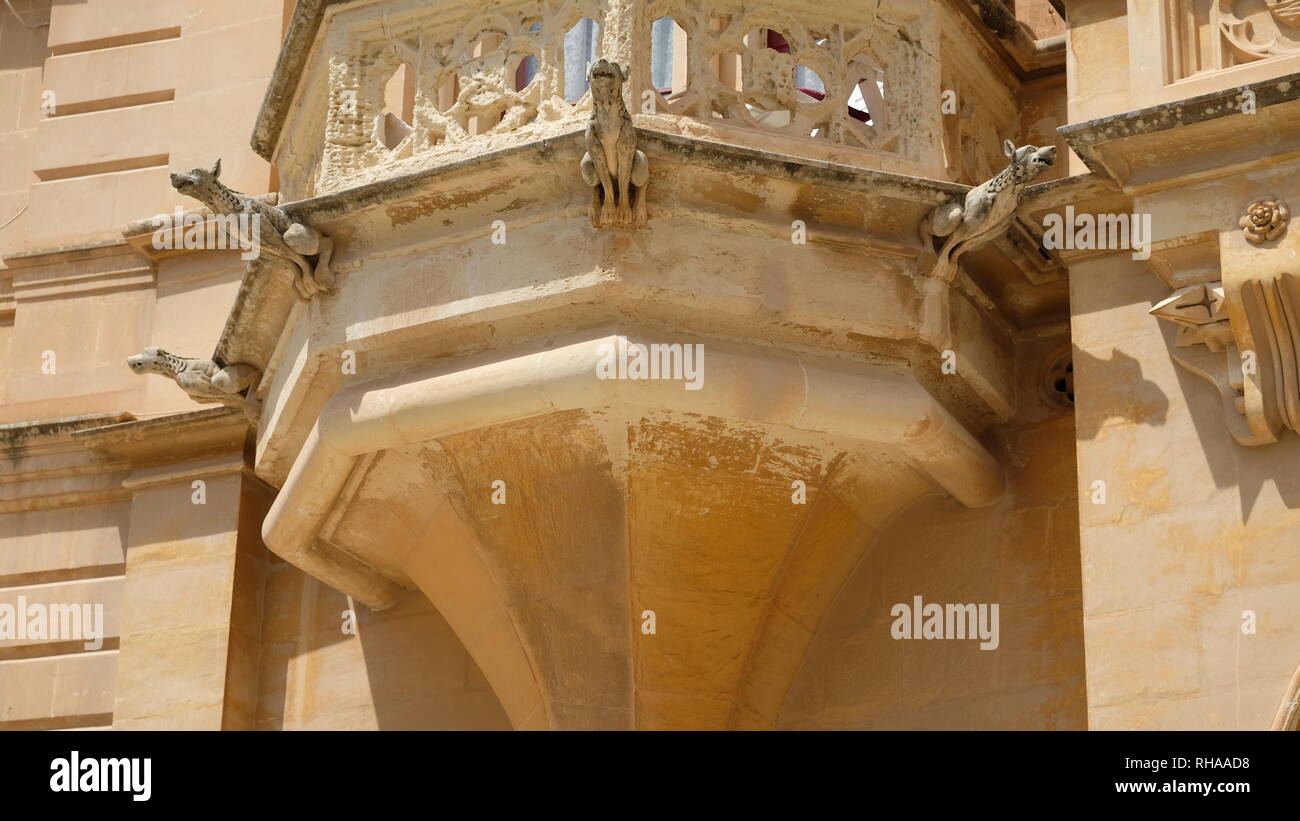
left=649, top=15, right=689, bottom=110
left=563, top=17, right=602, bottom=102
left=379, top=61, right=415, bottom=150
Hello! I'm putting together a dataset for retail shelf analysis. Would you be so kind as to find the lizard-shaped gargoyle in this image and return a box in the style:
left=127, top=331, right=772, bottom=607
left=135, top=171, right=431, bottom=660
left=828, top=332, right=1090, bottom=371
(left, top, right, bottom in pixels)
left=127, top=347, right=261, bottom=420
left=580, top=59, right=649, bottom=228
left=921, top=140, right=1056, bottom=282
left=170, top=159, right=334, bottom=301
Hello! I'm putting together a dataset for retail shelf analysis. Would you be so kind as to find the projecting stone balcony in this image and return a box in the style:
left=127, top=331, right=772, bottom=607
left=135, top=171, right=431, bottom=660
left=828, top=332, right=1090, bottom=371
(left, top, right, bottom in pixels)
left=204, top=0, right=1072, bottom=729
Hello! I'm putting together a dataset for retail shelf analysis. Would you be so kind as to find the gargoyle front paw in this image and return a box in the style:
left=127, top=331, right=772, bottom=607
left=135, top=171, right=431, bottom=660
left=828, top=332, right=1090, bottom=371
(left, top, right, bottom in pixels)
left=599, top=202, right=617, bottom=228
left=312, top=267, right=335, bottom=293
left=293, top=275, right=317, bottom=301
left=616, top=203, right=635, bottom=228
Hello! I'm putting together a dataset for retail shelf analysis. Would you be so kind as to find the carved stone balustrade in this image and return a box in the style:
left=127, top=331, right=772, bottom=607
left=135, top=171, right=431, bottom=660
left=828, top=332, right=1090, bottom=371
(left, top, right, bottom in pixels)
left=257, top=0, right=948, bottom=201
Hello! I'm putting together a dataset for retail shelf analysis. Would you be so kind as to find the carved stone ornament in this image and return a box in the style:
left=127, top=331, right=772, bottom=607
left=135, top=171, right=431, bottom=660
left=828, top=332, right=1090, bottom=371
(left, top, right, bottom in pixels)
left=1217, top=0, right=1300, bottom=63
left=170, top=159, right=335, bottom=301
left=1150, top=273, right=1300, bottom=445
left=127, top=347, right=262, bottom=420
left=1271, top=0, right=1300, bottom=25
left=920, top=139, right=1056, bottom=282
left=580, top=60, right=649, bottom=229
left=1240, top=198, right=1290, bottom=244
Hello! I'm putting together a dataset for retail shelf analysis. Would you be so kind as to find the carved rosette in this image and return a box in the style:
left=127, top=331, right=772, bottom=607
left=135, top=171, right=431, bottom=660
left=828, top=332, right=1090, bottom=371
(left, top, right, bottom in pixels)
left=1240, top=199, right=1290, bottom=244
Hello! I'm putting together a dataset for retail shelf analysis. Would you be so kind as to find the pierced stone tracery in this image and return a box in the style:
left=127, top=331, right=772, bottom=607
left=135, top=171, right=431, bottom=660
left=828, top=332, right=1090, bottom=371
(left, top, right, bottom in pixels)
left=313, top=0, right=929, bottom=193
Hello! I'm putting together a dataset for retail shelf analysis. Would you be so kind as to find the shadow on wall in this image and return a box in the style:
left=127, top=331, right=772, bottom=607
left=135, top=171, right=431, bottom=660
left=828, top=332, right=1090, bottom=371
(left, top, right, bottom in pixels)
left=777, top=415, right=1087, bottom=730
left=1166, top=351, right=1300, bottom=520
left=1149, top=317, right=1300, bottom=519
left=0, top=1, right=52, bottom=72
left=1072, top=346, right=1169, bottom=440
left=357, top=590, right=512, bottom=730
left=258, top=574, right=511, bottom=730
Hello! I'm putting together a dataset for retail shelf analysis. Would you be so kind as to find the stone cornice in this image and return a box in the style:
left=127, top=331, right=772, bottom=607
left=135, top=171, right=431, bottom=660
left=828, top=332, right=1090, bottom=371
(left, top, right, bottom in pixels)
left=0, top=413, right=137, bottom=514
left=71, top=407, right=249, bottom=468
left=0, top=413, right=137, bottom=454
left=289, top=126, right=971, bottom=224
left=223, top=126, right=991, bottom=394
left=120, top=452, right=249, bottom=491
left=251, top=0, right=347, bottom=160
left=120, top=194, right=280, bottom=263
left=1, top=410, right=251, bottom=512
left=1059, top=71, right=1300, bottom=193
left=0, top=241, right=155, bottom=301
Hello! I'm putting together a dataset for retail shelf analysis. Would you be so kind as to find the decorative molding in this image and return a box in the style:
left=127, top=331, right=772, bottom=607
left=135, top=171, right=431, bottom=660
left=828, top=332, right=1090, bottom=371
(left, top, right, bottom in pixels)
left=0, top=241, right=155, bottom=302
left=1219, top=0, right=1300, bottom=66
left=1240, top=198, right=1290, bottom=244
left=0, top=413, right=136, bottom=515
left=1150, top=272, right=1300, bottom=446
left=72, top=407, right=248, bottom=469
left=1059, top=71, right=1300, bottom=192
left=1164, top=0, right=1300, bottom=82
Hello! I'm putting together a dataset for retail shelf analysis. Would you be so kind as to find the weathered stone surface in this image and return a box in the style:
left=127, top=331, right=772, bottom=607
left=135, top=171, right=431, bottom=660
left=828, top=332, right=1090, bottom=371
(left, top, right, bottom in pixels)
left=2, top=0, right=1298, bottom=733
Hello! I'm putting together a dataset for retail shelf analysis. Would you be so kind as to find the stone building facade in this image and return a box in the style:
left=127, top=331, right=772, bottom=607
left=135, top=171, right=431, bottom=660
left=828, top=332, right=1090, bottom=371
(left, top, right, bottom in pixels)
left=0, top=0, right=1295, bottom=730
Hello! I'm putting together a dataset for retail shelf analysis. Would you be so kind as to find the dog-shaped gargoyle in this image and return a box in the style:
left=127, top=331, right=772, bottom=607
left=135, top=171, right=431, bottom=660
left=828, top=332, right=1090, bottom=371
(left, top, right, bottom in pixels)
left=580, top=59, right=649, bottom=228
left=127, top=347, right=262, bottom=420
left=169, top=159, right=334, bottom=301
left=920, top=140, right=1057, bottom=282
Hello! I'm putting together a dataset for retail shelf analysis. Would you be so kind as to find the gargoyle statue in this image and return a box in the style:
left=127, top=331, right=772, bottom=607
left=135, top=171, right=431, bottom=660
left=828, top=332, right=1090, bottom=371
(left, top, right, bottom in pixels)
left=170, top=159, right=334, bottom=301
left=921, top=140, right=1056, bottom=282
left=580, top=59, right=649, bottom=228
left=127, top=347, right=261, bottom=420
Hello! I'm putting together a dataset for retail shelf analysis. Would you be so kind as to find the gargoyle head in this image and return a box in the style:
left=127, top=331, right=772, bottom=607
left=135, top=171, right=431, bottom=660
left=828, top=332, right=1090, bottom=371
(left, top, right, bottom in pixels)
left=170, top=159, right=222, bottom=198
left=1003, top=140, right=1056, bottom=183
left=127, top=346, right=173, bottom=375
left=587, top=58, right=625, bottom=99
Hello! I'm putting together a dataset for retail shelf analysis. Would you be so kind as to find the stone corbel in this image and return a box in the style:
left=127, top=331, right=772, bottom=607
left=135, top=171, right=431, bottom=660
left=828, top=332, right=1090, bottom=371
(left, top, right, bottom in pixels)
left=1149, top=200, right=1298, bottom=445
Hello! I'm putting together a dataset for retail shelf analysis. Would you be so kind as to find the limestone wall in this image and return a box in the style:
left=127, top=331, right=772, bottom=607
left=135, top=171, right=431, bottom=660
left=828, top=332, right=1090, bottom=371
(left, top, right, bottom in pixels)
left=0, top=0, right=512, bottom=732
left=782, top=338, right=1086, bottom=729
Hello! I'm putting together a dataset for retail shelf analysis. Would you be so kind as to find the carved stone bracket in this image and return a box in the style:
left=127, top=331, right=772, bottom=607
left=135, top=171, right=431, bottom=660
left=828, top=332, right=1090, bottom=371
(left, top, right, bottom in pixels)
left=1150, top=273, right=1300, bottom=445
left=1148, top=196, right=1300, bottom=445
